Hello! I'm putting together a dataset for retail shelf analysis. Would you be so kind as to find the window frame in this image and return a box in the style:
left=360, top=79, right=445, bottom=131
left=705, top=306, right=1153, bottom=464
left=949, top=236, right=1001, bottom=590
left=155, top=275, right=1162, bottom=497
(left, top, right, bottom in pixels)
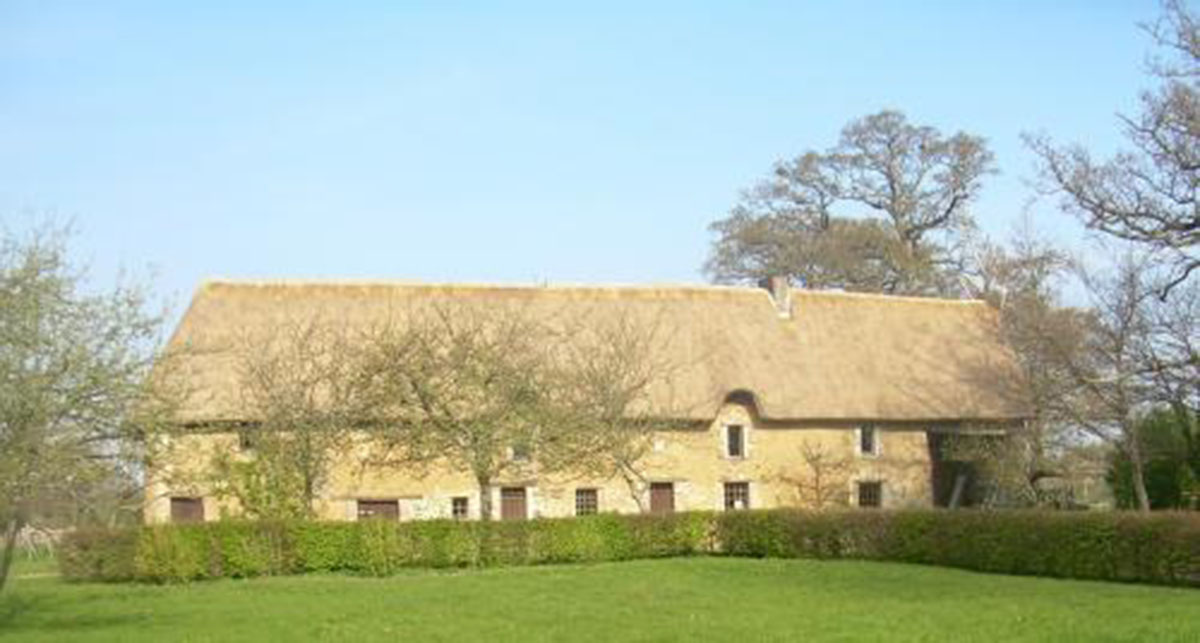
left=858, top=424, right=881, bottom=457
left=857, top=481, right=883, bottom=509
left=237, top=425, right=256, bottom=451
left=574, top=488, right=599, bottom=516
left=725, top=424, right=746, bottom=459
left=356, top=499, right=400, bottom=521
left=451, top=496, right=469, bottom=520
left=510, top=443, right=531, bottom=462
left=723, top=481, right=750, bottom=511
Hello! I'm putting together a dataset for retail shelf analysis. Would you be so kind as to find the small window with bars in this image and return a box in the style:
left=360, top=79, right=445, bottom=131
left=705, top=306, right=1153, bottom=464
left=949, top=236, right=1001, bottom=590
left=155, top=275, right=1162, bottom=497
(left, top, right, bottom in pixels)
left=724, top=482, right=750, bottom=510
left=451, top=496, right=469, bottom=520
left=726, top=425, right=745, bottom=458
left=575, top=488, right=598, bottom=516
left=858, top=481, right=882, bottom=508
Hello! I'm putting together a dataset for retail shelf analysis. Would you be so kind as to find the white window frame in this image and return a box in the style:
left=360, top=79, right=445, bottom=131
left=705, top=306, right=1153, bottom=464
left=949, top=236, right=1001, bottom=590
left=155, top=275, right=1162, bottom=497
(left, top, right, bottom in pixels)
left=451, top=496, right=470, bottom=520
left=723, top=423, right=749, bottom=460
left=721, top=480, right=752, bottom=511
left=856, top=424, right=882, bottom=458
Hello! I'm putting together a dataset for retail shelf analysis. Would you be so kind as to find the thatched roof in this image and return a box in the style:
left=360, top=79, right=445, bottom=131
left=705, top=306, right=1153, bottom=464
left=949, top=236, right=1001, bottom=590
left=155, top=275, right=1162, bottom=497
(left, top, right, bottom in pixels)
left=165, top=280, right=1030, bottom=424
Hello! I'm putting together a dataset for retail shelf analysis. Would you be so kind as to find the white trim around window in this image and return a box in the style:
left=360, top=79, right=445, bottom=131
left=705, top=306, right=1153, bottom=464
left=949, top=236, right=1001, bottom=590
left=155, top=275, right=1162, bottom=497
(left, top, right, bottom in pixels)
left=723, top=423, right=749, bottom=459
left=855, top=424, right=882, bottom=458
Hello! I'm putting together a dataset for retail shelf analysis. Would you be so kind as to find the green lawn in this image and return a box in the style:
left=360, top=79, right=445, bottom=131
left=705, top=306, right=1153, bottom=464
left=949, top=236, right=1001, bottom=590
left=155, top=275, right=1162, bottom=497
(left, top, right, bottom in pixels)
left=2, top=557, right=1197, bottom=642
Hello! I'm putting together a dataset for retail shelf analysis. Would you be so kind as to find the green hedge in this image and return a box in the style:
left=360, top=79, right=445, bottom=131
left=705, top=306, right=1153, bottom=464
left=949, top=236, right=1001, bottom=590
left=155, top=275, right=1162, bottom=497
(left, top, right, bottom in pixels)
left=59, top=510, right=1199, bottom=587
left=715, top=510, right=1200, bottom=587
left=57, top=528, right=139, bottom=583
left=60, top=512, right=713, bottom=583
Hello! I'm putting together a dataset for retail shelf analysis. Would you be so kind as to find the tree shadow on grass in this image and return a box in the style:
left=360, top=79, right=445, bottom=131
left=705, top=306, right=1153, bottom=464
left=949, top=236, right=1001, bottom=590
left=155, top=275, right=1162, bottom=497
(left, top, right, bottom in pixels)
left=0, top=590, right=153, bottom=637
left=0, top=593, right=44, bottom=629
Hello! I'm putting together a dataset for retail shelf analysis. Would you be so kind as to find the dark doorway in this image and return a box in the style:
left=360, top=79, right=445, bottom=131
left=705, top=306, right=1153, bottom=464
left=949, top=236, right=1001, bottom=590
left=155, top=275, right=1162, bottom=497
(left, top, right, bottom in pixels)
left=170, top=497, right=204, bottom=523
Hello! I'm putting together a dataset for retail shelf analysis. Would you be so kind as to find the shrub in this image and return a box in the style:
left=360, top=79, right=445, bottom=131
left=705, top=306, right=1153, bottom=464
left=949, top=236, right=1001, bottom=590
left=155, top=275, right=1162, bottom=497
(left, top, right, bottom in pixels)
left=58, top=528, right=139, bottom=582
left=715, top=509, right=1200, bottom=586
left=134, top=525, right=211, bottom=583
left=58, top=509, right=1199, bottom=587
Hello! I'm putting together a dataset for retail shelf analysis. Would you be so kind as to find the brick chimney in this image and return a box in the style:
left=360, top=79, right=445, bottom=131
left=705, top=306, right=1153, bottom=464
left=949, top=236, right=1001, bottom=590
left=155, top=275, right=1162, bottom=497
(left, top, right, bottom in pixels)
left=758, top=275, right=792, bottom=318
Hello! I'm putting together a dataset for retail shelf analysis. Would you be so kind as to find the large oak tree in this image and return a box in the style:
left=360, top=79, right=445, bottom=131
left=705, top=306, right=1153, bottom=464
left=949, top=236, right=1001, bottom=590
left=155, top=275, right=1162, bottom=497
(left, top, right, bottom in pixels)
left=706, top=110, right=994, bottom=296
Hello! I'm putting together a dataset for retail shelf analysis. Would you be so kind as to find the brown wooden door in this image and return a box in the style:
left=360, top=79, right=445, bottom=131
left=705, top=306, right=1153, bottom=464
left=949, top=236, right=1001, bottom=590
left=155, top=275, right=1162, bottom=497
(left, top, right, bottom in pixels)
left=649, top=483, right=674, bottom=514
left=170, top=497, right=204, bottom=523
left=500, top=487, right=527, bottom=521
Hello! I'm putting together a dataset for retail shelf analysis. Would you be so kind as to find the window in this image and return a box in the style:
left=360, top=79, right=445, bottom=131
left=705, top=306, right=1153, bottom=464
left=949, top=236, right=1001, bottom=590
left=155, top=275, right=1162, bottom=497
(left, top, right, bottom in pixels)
left=726, top=425, right=745, bottom=458
left=237, top=424, right=257, bottom=450
left=649, top=482, right=675, bottom=514
left=500, top=487, right=527, bottom=521
left=858, top=481, right=882, bottom=508
left=357, top=499, right=399, bottom=520
left=511, top=443, right=531, bottom=462
left=452, top=496, right=469, bottom=520
left=170, top=497, right=204, bottom=523
left=724, top=482, right=750, bottom=510
left=859, top=425, right=878, bottom=456
left=575, top=488, right=598, bottom=516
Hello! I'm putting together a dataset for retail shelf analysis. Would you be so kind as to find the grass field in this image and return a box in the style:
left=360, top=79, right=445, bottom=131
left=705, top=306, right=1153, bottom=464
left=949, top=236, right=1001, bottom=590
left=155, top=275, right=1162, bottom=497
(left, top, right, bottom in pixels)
left=2, top=556, right=1198, bottom=642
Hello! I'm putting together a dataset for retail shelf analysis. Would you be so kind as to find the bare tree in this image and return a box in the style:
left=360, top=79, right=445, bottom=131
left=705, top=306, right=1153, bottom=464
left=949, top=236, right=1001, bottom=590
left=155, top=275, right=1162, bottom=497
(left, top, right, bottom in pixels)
left=1142, top=278, right=1200, bottom=493
left=359, top=304, right=570, bottom=521
left=776, top=440, right=853, bottom=509
left=201, top=319, right=365, bottom=520
left=1028, top=0, right=1199, bottom=297
left=0, top=222, right=170, bottom=592
left=1054, top=256, right=1159, bottom=511
left=552, top=310, right=681, bottom=511
left=962, top=225, right=1092, bottom=501
left=706, top=110, right=995, bottom=295
left=357, top=302, right=671, bottom=520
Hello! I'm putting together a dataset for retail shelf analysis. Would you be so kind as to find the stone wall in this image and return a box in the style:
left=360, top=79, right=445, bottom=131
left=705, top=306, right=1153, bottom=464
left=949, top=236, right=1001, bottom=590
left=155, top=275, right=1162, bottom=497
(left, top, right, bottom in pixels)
left=145, top=402, right=942, bottom=523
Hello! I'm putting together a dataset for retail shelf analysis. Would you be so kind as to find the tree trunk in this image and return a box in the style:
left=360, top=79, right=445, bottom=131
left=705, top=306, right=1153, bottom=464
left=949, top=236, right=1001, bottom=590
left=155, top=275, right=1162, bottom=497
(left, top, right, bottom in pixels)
left=0, top=514, right=25, bottom=594
left=1126, top=431, right=1152, bottom=512
left=618, top=464, right=646, bottom=513
left=304, top=473, right=316, bottom=519
left=478, top=479, right=492, bottom=522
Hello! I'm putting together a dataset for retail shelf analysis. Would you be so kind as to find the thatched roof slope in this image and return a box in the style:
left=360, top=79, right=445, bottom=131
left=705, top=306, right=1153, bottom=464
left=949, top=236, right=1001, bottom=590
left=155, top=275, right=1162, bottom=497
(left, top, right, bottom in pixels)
left=165, top=280, right=1030, bottom=423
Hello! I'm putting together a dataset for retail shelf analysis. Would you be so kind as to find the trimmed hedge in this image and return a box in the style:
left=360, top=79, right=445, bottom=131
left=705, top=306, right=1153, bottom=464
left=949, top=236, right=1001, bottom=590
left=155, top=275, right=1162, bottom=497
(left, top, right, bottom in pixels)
left=59, top=510, right=1199, bottom=587
left=60, top=512, right=713, bottom=583
left=715, top=509, right=1200, bottom=587
left=58, top=527, right=139, bottom=583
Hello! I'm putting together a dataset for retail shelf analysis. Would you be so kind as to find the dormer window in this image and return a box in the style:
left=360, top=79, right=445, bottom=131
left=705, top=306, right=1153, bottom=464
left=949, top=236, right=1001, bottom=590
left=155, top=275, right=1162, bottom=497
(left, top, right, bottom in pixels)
left=726, top=425, right=745, bottom=458
left=511, top=443, right=531, bottom=462
left=859, top=425, right=879, bottom=457
left=237, top=425, right=256, bottom=451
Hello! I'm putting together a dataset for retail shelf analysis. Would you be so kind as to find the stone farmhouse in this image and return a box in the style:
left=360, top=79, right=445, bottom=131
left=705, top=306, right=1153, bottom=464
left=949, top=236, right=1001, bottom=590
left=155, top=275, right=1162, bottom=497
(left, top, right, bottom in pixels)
left=146, top=278, right=1029, bottom=523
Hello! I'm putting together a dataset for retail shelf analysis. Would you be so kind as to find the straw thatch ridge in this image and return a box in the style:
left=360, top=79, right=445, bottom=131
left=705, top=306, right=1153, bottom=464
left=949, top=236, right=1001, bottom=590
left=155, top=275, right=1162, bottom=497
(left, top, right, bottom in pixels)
left=165, top=279, right=1031, bottom=424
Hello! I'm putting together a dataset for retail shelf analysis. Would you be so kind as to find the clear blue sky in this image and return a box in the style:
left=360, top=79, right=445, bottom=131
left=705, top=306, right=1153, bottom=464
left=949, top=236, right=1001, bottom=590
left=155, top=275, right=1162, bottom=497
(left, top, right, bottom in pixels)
left=0, top=1, right=1160, bottom=311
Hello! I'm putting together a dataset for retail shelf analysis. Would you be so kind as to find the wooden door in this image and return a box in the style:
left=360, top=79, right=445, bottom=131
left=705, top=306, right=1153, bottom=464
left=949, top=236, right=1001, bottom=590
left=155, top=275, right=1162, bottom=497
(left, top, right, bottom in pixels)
left=500, top=487, right=527, bottom=521
left=649, top=482, right=674, bottom=514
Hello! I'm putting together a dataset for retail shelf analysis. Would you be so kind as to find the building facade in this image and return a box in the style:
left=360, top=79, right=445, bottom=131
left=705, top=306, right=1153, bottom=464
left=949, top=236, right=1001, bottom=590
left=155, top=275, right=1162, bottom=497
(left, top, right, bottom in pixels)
left=146, top=279, right=1029, bottom=523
